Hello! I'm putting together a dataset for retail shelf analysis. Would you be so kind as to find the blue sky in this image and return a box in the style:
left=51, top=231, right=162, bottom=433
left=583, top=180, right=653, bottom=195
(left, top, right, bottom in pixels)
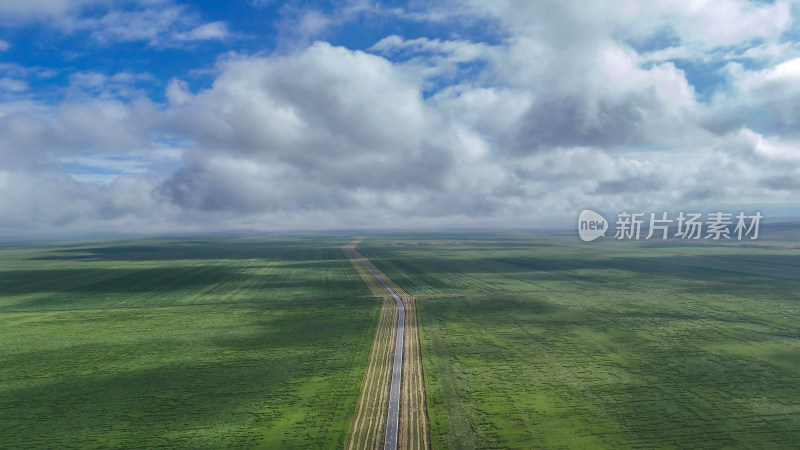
left=0, top=1, right=510, bottom=103
left=0, top=0, right=799, bottom=236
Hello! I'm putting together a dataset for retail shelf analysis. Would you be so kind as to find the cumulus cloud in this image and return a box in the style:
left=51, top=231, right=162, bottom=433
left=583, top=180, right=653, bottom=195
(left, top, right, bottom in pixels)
left=0, top=170, right=176, bottom=234
left=159, top=43, right=488, bottom=214
left=0, top=96, right=158, bottom=170
left=710, top=58, right=800, bottom=134
left=0, top=1, right=799, bottom=236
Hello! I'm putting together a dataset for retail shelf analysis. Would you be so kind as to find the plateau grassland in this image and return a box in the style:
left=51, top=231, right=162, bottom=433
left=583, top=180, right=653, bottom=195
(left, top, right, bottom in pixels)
left=0, top=235, right=377, bottom=448
left=359, top=229, right=800, bottom=448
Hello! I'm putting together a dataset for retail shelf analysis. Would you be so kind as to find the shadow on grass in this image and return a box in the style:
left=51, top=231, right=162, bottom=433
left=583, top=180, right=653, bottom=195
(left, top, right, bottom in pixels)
left=29, top=241, right=351, bottom=262
left=359, top=246, right=800, bottom=289
left=1, top=300, right=378, bottom=448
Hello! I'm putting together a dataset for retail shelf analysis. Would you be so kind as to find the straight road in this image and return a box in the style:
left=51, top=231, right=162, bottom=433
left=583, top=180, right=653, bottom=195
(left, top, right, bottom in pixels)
left=345, top=248, right=405, bottom=450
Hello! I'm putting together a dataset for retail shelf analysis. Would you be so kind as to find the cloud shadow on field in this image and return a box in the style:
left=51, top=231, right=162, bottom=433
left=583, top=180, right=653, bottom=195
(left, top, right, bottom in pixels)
left=0, top=267, right=366, bottom=312
left=29, top=241, right=350, bottom=262
left=358, top=248, right=800, bottom=293
left=0, top=352, right=345, bottom=448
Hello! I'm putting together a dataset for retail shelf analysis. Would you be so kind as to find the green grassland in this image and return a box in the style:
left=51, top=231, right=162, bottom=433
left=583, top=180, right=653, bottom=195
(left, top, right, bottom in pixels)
left=360, top=229, right=800, bottom=448
left=0, top=235, right=378, bottom=448
left=3, top=229, right=799, bottom=448
left=356, top=228, right=800, bottom=295
left=420, top=291, right=799, bottom=448
left=0, top=235, right=371, bottom=311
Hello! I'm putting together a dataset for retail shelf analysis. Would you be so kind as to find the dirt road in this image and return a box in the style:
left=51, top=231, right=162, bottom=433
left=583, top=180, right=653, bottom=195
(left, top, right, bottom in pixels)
left=343, top=238, right=429, bottom=450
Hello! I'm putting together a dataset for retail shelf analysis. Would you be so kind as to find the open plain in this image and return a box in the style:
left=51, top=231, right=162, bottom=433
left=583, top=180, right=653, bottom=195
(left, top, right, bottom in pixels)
left=2, top=228, right=799, bottom=448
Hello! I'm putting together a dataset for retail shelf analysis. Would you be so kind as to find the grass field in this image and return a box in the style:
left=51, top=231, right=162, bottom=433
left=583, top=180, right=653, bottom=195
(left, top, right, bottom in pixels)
left=345, top=297, right=397, bottom=449
left=399, top=296, right=430, bottom=450
left=0, top=235, right=379, bottom=448
left=420, top=291, right=799, bottom=448
left=358, top=229, right=800, bottom=448
left=0, top=235, right=372, bottom=311
left=3, top=229, right=799, bottom=448
left=356, top=228, right=800, bottom=295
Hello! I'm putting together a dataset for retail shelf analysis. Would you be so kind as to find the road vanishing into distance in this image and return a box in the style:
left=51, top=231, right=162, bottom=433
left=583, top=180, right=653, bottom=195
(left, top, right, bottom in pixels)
left=345, top=248, right=405, bottom=450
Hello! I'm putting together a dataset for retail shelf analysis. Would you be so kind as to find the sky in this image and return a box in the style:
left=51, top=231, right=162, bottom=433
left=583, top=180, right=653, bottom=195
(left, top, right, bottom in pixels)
left=0, top=0, right=799, bottom=237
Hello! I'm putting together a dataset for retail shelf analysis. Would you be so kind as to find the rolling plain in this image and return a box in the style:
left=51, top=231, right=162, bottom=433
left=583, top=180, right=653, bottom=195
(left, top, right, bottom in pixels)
left=2, top=227, right=799, bottom=448
left=1, top=236, right=378, bottom=448
left=357, top=229, right=800, bottom=448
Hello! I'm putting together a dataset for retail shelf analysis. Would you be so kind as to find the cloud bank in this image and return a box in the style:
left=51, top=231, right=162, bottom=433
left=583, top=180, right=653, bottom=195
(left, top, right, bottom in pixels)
left=0, top=0, right=799, bottom=236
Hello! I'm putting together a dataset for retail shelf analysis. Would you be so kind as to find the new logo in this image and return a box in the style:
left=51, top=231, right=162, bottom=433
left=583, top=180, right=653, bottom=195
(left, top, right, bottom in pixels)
left=578, top=209, right=608, bottom=242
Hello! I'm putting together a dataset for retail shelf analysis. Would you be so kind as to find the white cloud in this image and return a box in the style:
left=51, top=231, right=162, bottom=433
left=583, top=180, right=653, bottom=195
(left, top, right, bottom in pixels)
left=67, top=70, right=154, bottom=99
left=0, top=77, right=28, bottom=93
left=165, top=78, right=191, bottom=106
left=59, top=147, right=183, bottom=185
left=159, top=42, right=482, bottom=209
left=88, top=6, right=184, bottom=43
left=653, top=0, right=792, bottom=49
left=370, top=35, right=492, bottom=61
left=468, top=0, right=792, bottom=51
left=0, top=96, right=159, bottom=172
left=369, top=35, right=500, bottom=87
left=1, top=2, right=800, bottom=235
left=173, top=21, right=230, bottom=41
left=0, top=0, right=107, bottom=23
left=701, top=57, right=800, bottom=134
left=740, top=57, right=800, bottom=92
left=0, top=1, right=233, bottom=47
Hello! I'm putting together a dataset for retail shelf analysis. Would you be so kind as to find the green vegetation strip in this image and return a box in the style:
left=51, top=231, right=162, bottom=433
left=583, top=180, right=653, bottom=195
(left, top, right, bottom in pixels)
left=0, top=235, right=380, bottom=448
left=419, top=290, right=800, bottom=448
left=1, top=299, right=380, bottom=448
left=0, top=235, right=372, bottom=311
left=346, top=297, right=396, bottom=449
left=356, top=231, right=800, bottom=296
left=399, top=296, right=430, bottom=450
left=361, top=232, right=800, bottom=447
